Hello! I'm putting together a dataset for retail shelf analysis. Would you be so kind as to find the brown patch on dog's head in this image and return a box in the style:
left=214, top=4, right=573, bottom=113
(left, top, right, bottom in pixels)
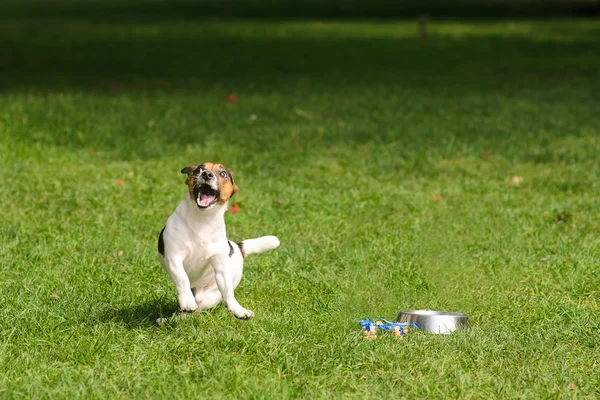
left=181, top=164, right=199, bottom=191
left=215, top=166, right=238, bottom=204
left=180, top=162, right=238, bottom=209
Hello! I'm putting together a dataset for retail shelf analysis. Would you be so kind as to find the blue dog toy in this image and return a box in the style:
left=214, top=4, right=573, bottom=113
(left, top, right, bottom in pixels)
left=359, top=317, right=421, bottom=339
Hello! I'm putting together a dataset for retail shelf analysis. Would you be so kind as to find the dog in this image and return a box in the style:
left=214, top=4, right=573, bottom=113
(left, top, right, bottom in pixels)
left=158, top=162, right=279, bottom=320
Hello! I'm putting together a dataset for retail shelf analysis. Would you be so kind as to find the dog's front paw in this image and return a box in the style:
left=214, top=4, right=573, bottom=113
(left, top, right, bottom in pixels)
left=178, top=292, right=199, bottom=312
left=230, top=307, right=254, bottom=320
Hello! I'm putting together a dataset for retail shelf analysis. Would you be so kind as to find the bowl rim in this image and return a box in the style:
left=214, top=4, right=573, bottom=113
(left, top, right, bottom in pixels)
left=397, top=310, right=468, bottom=318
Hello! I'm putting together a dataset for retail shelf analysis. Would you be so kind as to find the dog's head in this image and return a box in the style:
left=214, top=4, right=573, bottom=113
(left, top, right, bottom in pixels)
left=181, top=162, right=238, bottom=210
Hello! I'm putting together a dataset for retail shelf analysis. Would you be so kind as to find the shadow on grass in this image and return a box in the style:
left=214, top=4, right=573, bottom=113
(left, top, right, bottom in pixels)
left=1, top=0, right=598, bottom=95
left=1, top=0, right=599, bottom=162
left=103, top=297, right=181, bottom=328
left=102, top=296, right=230, bottom=328
left=2, top=0, right=599, bottom=22
left=1, top=19, right=599, bottom=93
left=2, top=21, right=598, bottom=157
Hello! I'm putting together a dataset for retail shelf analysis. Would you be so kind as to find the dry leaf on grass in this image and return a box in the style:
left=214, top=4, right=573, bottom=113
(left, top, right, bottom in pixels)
left=432, top=195, right=443, bottom=201
left=116, top=179, right=125, bottom=185
left=508, top=176, right=523, bottom=186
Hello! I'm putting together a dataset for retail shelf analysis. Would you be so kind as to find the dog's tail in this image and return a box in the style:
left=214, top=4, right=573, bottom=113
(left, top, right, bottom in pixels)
left=238, top=236, right=280, bottom=258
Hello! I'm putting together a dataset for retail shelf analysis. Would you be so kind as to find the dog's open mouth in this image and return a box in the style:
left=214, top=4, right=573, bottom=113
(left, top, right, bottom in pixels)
left=194, top=184, right=219, bottom=208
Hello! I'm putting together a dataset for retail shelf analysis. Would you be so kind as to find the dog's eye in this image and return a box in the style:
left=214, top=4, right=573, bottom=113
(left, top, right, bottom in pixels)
left=219, top=171, right=228, bottom=178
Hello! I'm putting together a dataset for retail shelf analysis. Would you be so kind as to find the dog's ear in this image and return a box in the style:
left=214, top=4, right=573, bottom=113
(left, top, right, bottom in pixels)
left=228, top=170, right=238, bottom=196
left=181, top=165, right=199, bottom=176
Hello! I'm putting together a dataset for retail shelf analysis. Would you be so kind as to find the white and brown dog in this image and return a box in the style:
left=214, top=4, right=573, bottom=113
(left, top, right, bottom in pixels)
left=158, top=162, right=279, bottom=320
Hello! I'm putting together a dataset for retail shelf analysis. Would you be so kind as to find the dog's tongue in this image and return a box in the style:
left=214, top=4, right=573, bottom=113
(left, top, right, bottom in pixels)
left=198, top=193, right=215, bottom=207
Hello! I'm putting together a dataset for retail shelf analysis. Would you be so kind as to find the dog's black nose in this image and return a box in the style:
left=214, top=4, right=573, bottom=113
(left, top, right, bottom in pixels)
left=201, top=170, right=214, bottom=180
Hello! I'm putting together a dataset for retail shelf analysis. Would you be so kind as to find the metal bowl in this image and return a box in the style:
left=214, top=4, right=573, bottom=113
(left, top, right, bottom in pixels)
left=396, top=310, right=469, bottom=334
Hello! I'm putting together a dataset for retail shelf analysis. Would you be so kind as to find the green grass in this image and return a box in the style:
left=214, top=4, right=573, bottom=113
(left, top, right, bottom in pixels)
left=1, top=1, right=600, bottom=398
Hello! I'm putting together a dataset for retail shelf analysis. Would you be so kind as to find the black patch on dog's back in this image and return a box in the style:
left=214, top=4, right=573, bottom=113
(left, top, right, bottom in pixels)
left=158, top=227, right=166, bottom=255
left=237, top=241, right=246, bottom=258
left=228, top=240, right=234, bottom=257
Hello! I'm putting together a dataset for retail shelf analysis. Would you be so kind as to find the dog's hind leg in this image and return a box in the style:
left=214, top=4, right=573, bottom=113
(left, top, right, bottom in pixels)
left=209, top=254, right=254, bottom=320
left=193, top=283, right=223, bottom=310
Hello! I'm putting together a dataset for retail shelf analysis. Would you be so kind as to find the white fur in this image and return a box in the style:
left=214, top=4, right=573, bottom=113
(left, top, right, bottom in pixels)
left=159, top=194, right=279, bottom=320
left=243, top=236, right=280, bottom=255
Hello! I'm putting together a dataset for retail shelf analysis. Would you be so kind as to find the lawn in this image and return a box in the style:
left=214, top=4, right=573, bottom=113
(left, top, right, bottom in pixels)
left=1, top=1, right=600, bottom=398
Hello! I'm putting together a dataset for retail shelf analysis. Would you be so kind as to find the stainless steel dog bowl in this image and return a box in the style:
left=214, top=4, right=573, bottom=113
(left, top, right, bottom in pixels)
left=396, top=310, right=469, bottom=334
